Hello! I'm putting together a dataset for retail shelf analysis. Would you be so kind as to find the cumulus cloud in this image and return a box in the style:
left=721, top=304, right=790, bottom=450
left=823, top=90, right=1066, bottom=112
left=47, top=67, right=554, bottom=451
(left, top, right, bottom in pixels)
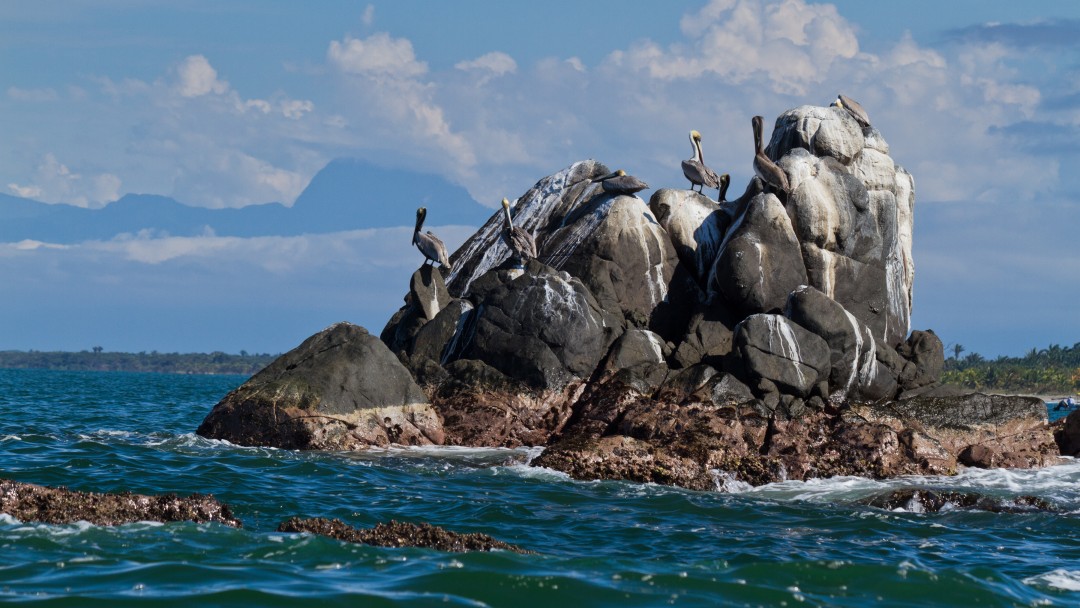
left=175, top=55, right=229, bottom=98
left=605, top=0, right=859, bottom=94
left=455, top=52, right=517, bottom=76
left=328, top=33, right=427, bottom=78
left=327, top=32, right=476, bottom=172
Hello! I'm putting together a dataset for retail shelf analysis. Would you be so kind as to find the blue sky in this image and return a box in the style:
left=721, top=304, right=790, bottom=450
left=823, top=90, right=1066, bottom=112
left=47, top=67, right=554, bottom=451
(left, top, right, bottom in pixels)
left=2, top=0, right=1080, bottom=356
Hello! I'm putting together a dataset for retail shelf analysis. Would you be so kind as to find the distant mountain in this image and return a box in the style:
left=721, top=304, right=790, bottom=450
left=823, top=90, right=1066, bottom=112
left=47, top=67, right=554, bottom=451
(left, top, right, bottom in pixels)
left=0, top=158, right=493, bottom=243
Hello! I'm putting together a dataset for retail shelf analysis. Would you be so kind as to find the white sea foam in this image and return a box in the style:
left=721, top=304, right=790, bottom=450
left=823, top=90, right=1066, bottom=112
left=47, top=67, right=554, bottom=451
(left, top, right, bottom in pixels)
left=725, top=458, right=1080, bottom=507
left=1023, top=569, right=1080, bottom=591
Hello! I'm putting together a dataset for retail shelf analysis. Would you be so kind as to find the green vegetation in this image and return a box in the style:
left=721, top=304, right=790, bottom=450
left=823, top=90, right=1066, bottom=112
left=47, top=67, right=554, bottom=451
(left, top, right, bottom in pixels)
left=0, top=349, right=278, bottom=376
left=942, top=342, right=1080, bottom=395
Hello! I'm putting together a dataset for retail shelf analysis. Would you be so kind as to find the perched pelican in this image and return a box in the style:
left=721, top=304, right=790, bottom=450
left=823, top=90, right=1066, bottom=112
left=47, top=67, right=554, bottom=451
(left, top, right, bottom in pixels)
left=681, top=130, right=721, bottom=194
left=501, top=197, right=537, bottom=265
left=752, top=115, right=789, bottom=194
left=833, top=94, right=871, bottom=128
left=412, top=207, right=452, bottom=270
left=718, top=173, right=731, bottom=203
left=592, top=169, right=649, bottom=195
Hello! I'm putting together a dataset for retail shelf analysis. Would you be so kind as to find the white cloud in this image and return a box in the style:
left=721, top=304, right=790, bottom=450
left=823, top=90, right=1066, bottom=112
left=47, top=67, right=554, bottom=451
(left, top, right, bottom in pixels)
left=281, top=98, right=314, bottom=119
left=172, top=149, right=309, bottom=208
left=455, top=51, right=517, bottom=77
left=327, top=32, right=476, bottom=172
left=7, top=153, right=119, bottom=207
left=7, top=86, right=59, bottom=102
left=327, top=33, right=427, bottom=78
left=607, top=0, right=859, bottom=95
left=361, top=4, right=375, bottom=27
left=175, top=54, right=229, bottom=98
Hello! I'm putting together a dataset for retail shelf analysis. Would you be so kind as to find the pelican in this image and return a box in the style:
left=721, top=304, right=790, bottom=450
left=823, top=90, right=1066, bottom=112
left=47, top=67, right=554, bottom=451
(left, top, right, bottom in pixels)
left=681, top=130, right=721, bottom=194
left=718, top=173, right=730, bottom=203
left=833, top=94, right=871, bottom=128
left=501, top=197, right=537, bottom=265
left=592, top=169, right=649, bottom=195
left=752, top=115, right=789, bottom=194
left=412, top=207, right=452, bottom=270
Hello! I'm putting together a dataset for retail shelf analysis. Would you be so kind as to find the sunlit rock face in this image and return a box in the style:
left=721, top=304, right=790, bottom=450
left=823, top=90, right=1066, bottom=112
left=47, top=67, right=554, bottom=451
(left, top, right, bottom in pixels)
left=445, top=160, right=676, bottom=326
left=766, top=105, right=915, bottom=347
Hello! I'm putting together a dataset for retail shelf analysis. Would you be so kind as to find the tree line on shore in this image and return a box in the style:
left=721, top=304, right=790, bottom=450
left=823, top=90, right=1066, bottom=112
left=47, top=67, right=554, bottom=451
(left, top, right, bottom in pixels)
left=0, top=349, right=279, bottom=376
left=943, top=342, right=1080, bottom=395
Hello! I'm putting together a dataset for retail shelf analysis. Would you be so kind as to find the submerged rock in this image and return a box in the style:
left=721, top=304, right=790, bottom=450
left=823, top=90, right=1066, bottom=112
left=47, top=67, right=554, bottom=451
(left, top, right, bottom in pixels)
left=278, top=517, right=531, bottom=553
left=860, top=489, right=1057, bottom=514
left=197, top=322, right=444, bottom=450
left=0, top=479, right=241, bottom=527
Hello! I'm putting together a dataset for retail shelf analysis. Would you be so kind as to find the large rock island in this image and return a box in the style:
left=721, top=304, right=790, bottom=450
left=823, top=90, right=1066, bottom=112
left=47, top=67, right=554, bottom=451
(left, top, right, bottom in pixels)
left=198, top=103, right=1062, bottom=490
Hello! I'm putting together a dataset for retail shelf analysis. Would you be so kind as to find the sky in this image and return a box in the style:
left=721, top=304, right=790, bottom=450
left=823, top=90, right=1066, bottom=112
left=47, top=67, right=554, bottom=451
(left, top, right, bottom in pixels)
left=2, top=0, right=1080, bottom=357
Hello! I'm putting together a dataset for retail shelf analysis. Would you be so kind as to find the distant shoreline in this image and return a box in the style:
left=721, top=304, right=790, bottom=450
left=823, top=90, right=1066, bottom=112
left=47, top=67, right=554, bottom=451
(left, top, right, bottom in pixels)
left=0, top=350, right=277, bottom=376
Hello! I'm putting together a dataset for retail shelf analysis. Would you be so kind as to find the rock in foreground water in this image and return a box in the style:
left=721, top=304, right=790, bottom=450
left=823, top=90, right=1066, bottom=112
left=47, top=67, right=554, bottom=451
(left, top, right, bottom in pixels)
left=278, top=517, right=531, bottom=553
left=197, top=322, right=444, bottom=450
left=0, top=479, right=241, bottom=527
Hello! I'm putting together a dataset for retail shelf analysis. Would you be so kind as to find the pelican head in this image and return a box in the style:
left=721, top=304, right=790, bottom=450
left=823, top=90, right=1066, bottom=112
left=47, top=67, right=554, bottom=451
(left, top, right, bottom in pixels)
left=501, top=197, right=513, bottom=227
left=832, top=94, right=844, bottom=109
left=592, top=168, right=626, bottom=183
left=413, top=206, right=427, bottom=244
left=690, top=129, right=702, bottom=141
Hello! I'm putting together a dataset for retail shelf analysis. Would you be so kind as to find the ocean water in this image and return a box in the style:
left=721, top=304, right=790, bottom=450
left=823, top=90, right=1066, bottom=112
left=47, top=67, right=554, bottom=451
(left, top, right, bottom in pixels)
left=0, top=368, right=1077, bottom=607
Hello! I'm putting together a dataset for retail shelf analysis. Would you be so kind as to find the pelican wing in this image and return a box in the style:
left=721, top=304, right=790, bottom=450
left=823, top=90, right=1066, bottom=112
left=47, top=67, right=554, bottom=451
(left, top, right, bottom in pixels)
left=682, top=159, right=720, bottom=190
left=416, top=231, right=453, bottom=270
left=508, top=227, right=538, bottom=261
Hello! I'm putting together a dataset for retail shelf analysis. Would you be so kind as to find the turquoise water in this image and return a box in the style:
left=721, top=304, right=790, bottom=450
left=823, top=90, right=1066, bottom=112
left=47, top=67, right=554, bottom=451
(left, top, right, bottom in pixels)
left=0, top=368, right=1077, bottom=606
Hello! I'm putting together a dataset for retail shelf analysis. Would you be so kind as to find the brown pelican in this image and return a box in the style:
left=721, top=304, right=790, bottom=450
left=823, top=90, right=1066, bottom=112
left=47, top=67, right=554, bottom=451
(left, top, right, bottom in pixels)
left=833, top=94, right=871, bottom=128
left=501, top=197, right=537, bottom=265
left=681, top=130, right=721, bottom=194
left=592, top=169, right=649, bottom=195
left=718, top=173, right=730, bottom=203
left=413, top=207, right=452, bottom=270
left=752, top=115, right=789, bottom=194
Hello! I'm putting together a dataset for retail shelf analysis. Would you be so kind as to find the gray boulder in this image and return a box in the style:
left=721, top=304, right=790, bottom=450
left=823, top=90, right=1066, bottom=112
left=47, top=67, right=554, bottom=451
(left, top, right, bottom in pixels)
left=709, top=192, right=807, bottom=317
left=732, top=314, right=831, bottom=397
left=546, top=193, right=677, bottom=323
left=785, top=285, right=897, bottom=401
left=381, top=266, right=452, bottom=356
left=445, top=160, right=608, bottom=297
left=456, top=261, right=622, bottom=390
left=197, top=322, right=443, bottom=449
left=410, top=299, right=474, bottom=369
left=896, top=329, right=944, bottom=391
left=649, top=188, right=727, bottom=284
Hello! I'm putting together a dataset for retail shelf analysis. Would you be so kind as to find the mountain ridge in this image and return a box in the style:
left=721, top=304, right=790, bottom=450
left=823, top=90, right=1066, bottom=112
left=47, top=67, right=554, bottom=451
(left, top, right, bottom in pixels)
left=0, top=158, right=492, bottom=243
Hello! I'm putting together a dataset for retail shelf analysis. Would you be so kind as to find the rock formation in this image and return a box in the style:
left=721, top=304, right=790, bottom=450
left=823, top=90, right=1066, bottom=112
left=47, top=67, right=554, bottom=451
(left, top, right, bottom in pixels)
left=197, top=102, right=1064, bottom=489
left=0, top=479, right=241, bottom=527
left=277, top=517, right=531, bottom=553
left=197, top=322, right=443, bottom=449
